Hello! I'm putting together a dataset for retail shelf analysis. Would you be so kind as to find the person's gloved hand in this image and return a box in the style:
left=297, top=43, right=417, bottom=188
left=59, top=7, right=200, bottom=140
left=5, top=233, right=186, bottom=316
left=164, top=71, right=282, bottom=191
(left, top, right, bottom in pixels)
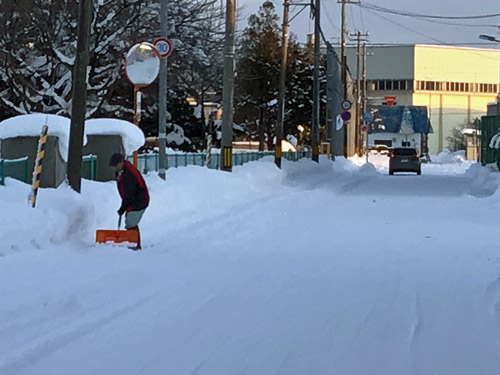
left=117, top=207, right=126, bottom=216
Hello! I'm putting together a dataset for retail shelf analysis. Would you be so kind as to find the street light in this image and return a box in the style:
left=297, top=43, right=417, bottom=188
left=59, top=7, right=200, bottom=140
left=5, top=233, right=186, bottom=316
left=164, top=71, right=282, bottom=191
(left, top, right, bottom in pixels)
left=480, top=34, right=500, bottom=43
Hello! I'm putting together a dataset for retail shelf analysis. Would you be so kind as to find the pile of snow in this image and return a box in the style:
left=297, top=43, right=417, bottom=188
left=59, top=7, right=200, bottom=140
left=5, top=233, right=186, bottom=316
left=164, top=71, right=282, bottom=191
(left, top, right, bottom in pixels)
left=0, top=159, right=285, bottom=257
left=465, top=163, right=500, bottom=197
left=357, top=162, right=378, bottom=175
left=431, top=149, right=467, bottom=164
left=0, top=114, right=145, bottom=161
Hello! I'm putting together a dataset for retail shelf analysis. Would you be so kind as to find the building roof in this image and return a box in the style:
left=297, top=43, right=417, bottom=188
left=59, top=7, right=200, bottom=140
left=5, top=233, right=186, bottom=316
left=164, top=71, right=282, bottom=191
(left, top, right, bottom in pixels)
left=368, top=105, right=431, bottom=134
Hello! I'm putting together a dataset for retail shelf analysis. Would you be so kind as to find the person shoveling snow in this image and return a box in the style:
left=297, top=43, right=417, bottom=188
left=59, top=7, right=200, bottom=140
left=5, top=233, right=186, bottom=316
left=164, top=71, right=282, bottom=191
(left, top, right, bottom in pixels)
left=106, top=153, right=149, bottom=250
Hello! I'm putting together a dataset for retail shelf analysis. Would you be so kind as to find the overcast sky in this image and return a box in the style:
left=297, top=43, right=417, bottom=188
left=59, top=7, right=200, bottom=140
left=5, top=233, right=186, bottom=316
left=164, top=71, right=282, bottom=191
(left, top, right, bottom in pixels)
left=237, top=0, right=500, bottom=47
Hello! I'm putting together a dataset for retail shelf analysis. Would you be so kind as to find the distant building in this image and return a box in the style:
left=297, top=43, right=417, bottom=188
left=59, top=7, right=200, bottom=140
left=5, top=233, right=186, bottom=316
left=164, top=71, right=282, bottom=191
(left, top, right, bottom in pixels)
left=367, top=105, right=430, bottom=154
left=345, top=44, right=500, bottom=154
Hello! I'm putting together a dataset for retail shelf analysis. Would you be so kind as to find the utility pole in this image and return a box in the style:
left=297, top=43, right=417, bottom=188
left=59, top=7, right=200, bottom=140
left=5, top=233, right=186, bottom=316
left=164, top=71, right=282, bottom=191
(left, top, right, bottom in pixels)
left=325, top=42, right=337, bottom=161
left=67, top=0, right=92, bottom=193
left=221, top=0, right=236, bottom=172
left=362, top=42, right=368, bottom=119
left=362, top=42, right=370, bottom=161
left=158, top=0, right=168, bottom=180
left=312, top=0, right=320, bottom=162
left=350, top=31, right=368, bottom=155
left=275, top=0, right=290, bottom=169
left=338, top=0, right=360, bottom=157
left=340, top=0, right=347, bottom=100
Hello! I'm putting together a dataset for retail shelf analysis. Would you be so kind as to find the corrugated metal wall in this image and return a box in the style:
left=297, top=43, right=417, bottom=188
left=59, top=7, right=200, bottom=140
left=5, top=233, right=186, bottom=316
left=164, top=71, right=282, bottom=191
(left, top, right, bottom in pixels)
left=481, top=115, right=500, bottom=168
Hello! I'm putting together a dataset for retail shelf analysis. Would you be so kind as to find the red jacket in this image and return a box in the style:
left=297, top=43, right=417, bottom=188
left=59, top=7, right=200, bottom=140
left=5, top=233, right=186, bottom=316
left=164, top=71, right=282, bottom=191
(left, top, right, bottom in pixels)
left=117, top=161, right=150, bottom=213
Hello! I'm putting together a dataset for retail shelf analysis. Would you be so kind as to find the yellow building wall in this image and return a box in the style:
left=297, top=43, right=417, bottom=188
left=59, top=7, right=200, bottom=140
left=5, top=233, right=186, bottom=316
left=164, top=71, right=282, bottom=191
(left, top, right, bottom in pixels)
left=414, top=45, right=499, bottom=83
left=413, top=92, right=496, bottom=153
left=412, top=45, right=499, bottom=153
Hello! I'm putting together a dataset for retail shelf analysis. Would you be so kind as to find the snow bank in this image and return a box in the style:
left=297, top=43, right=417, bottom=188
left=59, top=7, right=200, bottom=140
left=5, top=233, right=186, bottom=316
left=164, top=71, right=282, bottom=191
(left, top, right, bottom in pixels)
left=0, top=114, right=144, bottom=161
left=432, top=149, right=466, bottom=164
left=465, top=163, right=500, bottom=197
left=0, top=160, right=287, bottom=256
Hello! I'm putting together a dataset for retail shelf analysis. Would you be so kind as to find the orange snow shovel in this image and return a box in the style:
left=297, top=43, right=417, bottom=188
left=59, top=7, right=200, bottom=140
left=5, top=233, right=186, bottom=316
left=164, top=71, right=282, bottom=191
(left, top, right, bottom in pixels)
left=95, top=215, right=139, bottom=246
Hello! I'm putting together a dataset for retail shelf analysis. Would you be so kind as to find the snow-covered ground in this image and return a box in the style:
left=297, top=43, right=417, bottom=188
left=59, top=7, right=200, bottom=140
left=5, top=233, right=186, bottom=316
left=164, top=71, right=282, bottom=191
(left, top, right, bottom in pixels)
left=2, top=153, right=500, bottom=375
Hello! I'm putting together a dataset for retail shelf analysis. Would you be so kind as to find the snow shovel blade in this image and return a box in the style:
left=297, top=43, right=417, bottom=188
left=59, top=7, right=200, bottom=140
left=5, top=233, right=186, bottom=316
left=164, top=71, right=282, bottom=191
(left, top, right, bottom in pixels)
left=95, top=229, right=139, bottom=246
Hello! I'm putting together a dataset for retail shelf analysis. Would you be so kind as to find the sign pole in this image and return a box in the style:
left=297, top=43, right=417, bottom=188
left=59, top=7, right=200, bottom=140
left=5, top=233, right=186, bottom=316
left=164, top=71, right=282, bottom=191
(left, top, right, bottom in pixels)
left=158, top=0, right=169, bottom=180
left=124, top=42, right=161, bottom=170
left=133, top=85, right=140, bottom=167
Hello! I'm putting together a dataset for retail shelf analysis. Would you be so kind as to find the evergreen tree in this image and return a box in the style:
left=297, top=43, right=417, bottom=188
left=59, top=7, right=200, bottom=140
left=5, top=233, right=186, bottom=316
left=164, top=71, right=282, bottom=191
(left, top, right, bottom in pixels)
left=234, top=2, right=327, bottom=150
left=235, top=1, right=281, bottom=150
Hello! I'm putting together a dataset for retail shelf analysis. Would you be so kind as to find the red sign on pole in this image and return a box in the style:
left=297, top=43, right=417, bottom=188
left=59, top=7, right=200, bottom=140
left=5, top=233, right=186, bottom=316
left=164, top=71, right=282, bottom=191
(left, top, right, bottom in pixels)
left=384, top=95, right=396, bottom=106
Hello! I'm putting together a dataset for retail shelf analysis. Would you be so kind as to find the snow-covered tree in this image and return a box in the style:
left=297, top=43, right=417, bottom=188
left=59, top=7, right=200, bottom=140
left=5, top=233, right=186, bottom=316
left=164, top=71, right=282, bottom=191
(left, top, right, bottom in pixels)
left=0, top=0, right=225, bottom=151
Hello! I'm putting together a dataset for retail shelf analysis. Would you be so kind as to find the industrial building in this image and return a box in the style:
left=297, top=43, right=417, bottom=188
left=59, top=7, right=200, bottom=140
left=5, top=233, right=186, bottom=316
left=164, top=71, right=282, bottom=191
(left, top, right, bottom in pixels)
left=345, top=44, right=500, bottom=154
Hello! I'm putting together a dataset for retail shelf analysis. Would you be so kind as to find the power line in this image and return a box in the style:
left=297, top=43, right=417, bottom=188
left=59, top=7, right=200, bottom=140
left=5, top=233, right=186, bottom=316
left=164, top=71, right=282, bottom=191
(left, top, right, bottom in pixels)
left=359, top=1, right=500, bottom=20
left=321, top=0, right=341, bottom=34
left=348, top=4, right=357, bottom=32
left=364, top=9, right=500, bottom=62
left=365, top=9, right=446, bottom=44
left=358, top=4, right=366, bottom=32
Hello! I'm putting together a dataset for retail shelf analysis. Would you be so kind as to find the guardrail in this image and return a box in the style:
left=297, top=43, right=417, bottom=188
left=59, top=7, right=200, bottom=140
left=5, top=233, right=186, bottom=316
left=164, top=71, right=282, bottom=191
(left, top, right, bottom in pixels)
left=127, top=151, right=312, bottom=174
left=0, top=156, right=29, bottom=186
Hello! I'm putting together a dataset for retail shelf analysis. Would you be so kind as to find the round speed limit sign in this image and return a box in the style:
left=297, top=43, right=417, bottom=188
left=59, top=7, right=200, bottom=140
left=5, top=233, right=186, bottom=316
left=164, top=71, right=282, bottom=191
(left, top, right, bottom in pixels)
left=153, top=37, right=173, bottom=58
left=341, top=100, right=352, bottom=111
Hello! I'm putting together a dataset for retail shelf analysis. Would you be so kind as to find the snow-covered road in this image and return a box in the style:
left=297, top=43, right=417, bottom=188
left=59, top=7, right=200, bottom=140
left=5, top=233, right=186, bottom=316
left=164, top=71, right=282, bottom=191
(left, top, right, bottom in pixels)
left=2, top=156, right=500, bottom=374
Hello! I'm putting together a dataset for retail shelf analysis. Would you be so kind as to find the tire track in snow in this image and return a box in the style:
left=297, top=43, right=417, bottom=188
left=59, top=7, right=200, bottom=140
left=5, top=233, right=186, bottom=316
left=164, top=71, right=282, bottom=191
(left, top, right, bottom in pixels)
left=485, top=275, right=500, bottom=356
left=0, top=293, right=158, bottom=374
left=409, top=291, right=423, bottom=375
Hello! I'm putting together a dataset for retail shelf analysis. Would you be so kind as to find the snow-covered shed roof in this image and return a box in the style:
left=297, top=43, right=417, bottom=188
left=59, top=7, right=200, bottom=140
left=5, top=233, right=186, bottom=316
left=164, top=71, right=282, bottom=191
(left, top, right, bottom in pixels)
left=0, top=114, right=145, bottom=161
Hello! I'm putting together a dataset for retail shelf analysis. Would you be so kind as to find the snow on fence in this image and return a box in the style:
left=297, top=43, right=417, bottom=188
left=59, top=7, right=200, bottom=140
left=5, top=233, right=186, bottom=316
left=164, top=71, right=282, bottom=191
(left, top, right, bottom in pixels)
left=127, top=151, right=313, bottom=174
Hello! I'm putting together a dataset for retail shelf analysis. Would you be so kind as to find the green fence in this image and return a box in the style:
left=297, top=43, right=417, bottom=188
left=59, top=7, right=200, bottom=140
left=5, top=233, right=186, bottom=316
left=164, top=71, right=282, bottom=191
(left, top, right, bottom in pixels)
left=0, top=156, right=29, bottom=185
left=82, top=154, right=98, bottom=181
left=127, top=151, right=313, bottom=174
left=481, top=115, right=500, bottom=168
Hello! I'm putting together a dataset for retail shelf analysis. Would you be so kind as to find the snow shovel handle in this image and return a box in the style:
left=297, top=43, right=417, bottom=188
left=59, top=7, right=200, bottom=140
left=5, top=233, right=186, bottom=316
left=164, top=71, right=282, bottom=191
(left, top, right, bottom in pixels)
left=118, top=214, right=122, bottom=229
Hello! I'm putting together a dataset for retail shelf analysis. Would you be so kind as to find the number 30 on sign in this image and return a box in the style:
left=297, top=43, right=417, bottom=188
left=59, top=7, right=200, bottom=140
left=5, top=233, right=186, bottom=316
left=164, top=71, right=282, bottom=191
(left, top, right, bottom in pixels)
left=153, top=37, right=173, bottom=58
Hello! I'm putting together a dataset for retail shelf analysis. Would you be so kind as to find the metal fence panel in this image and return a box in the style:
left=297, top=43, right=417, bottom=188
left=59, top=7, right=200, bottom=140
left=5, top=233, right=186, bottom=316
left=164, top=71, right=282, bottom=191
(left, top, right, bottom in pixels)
left=125, top=151, right=312, bottom=174
left=481, top=116, right=500, bottom=168
left=0, top=156, right=29, bottom=185
left=82, top=155, right=98, bottom=181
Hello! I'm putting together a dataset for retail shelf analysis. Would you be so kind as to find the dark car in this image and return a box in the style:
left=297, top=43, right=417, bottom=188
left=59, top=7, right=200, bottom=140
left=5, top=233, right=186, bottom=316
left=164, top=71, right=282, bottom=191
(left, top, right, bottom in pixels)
left=389, top=148, right=421, bottom=175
